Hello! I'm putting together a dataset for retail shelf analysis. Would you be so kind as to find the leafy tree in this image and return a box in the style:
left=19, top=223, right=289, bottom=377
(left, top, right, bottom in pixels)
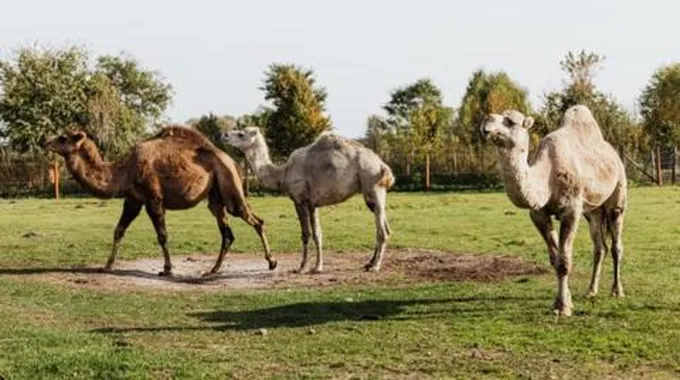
left=0, top=46, right=173, bottom=158
left=639, top=63, right=680, bottom=147
left=457, top=70, right=531, bottom=168
left=260, top=64, right=331, bottom=158
left=0, top=46, right=90, bottom=152
left=364, top=114, right=390, bottom=154
left=383, top=78, right=451, bottom=189
left=237, top=106, right=272, bottom=132
left=188, top=113, right=236, bottom=151
left=538, top=50, right=637, bottom=153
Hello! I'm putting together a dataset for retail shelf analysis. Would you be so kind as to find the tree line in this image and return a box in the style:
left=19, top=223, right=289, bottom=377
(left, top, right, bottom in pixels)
left=1, top=45, right=679, bottom=194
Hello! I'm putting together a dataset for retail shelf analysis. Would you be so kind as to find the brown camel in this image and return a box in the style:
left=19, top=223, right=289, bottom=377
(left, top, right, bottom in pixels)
left=481, top=105, right=627, bottom=316
left=44, top=126, right=277, bottom=276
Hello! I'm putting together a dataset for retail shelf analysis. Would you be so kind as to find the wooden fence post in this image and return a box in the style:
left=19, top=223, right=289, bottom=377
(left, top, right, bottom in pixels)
left=673, top=146, right=677, bottom=185
left=50, top=160, right=60, bottom=200
left=656, top=145, right=663, bottom=186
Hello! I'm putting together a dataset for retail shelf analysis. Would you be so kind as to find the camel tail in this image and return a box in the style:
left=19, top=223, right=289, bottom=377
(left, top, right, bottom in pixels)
left=377, top=164, right=395, bottom=189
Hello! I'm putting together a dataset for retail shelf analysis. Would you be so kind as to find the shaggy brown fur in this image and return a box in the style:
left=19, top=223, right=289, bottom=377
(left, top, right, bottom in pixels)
left=44, top=126, right=277, bottom=276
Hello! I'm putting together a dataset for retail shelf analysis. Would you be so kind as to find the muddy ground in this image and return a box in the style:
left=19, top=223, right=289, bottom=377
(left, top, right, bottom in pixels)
left=2, top=249, right=549, bottom=292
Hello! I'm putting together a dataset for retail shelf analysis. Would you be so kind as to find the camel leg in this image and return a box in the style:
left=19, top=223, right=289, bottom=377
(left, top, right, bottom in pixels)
left=308, top=205, right=324, bottom=274
left=294, top=202, right=312, bottom=273
left=240, top=212, right=277, bottom=270
left=145, top=200, right=172, bottom=276
left=204, top=202, right=235, bottom=276
left=213, top=168, right=277, bottom=270
left=364, top=186, right=390, bottom=272
left=608, top=208, right=625, bottom=297
left=585, top=210, right=607, bottom=297
left=529, top=209, right=558, bottom=269
left=554, top=208, right=581, bottom=316
left=103, top=198, right=142, bottom=272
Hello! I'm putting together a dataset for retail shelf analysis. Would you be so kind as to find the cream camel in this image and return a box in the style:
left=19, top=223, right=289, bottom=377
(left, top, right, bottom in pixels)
left=480, top=105, right=627, bottom=316
left=44, top=126, right=277, bottom=276
left=222, top=127, right=394, bottom=273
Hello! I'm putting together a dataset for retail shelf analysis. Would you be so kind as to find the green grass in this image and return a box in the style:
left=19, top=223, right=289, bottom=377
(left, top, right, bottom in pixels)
left=1, top=187, right=680, bottom=379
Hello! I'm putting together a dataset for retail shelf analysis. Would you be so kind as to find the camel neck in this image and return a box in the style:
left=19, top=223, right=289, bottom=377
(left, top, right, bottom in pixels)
left=65, top=149, right=127, bottom=198
left=497, top=145, right=551, bottom=210
left=244, top=137, right=286, bottom=191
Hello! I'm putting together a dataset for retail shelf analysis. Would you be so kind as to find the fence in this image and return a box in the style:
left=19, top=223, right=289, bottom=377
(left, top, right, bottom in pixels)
left=0, top=147, right=671, bottom=198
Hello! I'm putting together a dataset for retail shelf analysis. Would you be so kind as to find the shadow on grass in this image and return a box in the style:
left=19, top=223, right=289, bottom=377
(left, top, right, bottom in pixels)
left=91, top=295, right=543, bottom=334
left=0, top=266, right=253, bottom=284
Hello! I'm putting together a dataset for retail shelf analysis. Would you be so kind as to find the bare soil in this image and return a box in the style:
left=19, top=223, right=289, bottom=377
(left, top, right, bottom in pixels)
left=5, top=249, right=549, bottom=292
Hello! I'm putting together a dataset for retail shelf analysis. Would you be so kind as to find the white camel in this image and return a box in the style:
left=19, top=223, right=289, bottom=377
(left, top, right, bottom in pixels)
left=222, top=127, right=395, bottom=273
left=480, top=105, right=627, bottom=316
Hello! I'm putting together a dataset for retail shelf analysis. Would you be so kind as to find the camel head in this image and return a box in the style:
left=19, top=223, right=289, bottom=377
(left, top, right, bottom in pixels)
left=221, top=127, right=262, bottom=151
left=480, top=110, right=534, bottom=150
left=43, top=130, right=90, bottom=157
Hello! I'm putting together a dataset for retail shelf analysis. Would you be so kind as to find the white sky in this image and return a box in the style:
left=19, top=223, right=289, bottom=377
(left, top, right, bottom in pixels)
left=1, top=0, right=678, bottom=137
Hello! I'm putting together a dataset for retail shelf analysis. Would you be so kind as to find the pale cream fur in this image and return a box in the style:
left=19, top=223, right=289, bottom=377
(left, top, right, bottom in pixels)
left=481, top=105, right=627, bottom=316
left=223, top=127, right=395, bottom=273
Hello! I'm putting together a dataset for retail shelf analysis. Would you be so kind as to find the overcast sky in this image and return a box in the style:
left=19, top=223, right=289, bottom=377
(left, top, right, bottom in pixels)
left=1, top=0, right=678, bottom=137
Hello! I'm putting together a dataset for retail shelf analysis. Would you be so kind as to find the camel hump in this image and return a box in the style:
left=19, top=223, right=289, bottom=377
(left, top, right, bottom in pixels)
left=559, top=105, right=604, bottom=141
left=310, top=132, right=346, bottom=150
left=150, top=125, right=217, bottom=149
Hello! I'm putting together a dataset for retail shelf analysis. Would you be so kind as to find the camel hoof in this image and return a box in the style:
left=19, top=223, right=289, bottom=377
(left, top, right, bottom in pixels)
left=294, top=264, right=308, bottom=274
left=309, top=268, right=323, bottom=275
left=586, top=291, right=598, bottom=298
left=364, top=263, right=380, bottom=272
left=268, top=260, right=278, bottom=271
left=158, top=270, right=173, bottom=277
left=99, top=266, right=113, bottom=273
left=552, top=299, right=573, bottom=317
left=202, top=271, right=218, bottom=278
left=611, top=289, right=625, bottom=298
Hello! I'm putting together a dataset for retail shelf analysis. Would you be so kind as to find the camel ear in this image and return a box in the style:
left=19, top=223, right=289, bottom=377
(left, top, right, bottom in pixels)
left=246, top=128, right=258, bottom=137
left=522, top=117, right=534, bottom=130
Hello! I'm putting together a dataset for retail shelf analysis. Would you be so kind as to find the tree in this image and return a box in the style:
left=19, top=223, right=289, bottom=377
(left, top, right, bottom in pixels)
left=364, top=114, right=390, bottom=154
left=639, top=63, right=680, bottom=148
left=383, top=78, right=451, bottom=189
left=260, top=64, right=331, bottom=158
left=188, top=113, right=236, bottom=151
left=457, top=69, right=531, bottom=168
left=95, top=54, right=172, bottom=128
left=538, top=50, right=638, bottom=158
left=0, top=46, right=173, bottom=157
left=0, top=46, right=90, bottom=152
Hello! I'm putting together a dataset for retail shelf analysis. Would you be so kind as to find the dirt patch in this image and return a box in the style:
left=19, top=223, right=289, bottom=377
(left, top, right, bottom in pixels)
left=3, top=248, right=548, bottom=293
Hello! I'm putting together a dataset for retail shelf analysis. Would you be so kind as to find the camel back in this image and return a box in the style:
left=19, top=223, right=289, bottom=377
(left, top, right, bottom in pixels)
left=558, top=105, right=604, bottom=143
left=148, top=125, right=245, bottom=179
left=149, top=125, right=218, bottom=150
left=308, top=132, right=366, bottom=152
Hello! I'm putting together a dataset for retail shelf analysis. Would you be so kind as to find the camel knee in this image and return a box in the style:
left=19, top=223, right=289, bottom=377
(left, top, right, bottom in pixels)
left=254, top=217, right=266, bottom=234
left=556, top=261, right=571, bottom=277
left=220, top=225, right=235, bottom=242
left=113, top=226, right=126, bottom=241
left=156, top=230, right=168, bottom=245
left=365, top=200, right=376, bottom=212
left=301, top=231, right=310, bottom=244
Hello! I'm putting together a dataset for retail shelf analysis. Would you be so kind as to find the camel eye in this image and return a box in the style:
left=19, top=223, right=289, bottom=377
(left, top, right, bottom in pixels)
left=504, top=117, right=516, bottom=127
left=58, top=136, right=67, bottom=142
left=237, top=132, right=244, bottom=138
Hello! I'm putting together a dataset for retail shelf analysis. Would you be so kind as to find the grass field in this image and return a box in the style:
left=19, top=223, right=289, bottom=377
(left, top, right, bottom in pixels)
left=1, top=187, right=680, bottom=379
